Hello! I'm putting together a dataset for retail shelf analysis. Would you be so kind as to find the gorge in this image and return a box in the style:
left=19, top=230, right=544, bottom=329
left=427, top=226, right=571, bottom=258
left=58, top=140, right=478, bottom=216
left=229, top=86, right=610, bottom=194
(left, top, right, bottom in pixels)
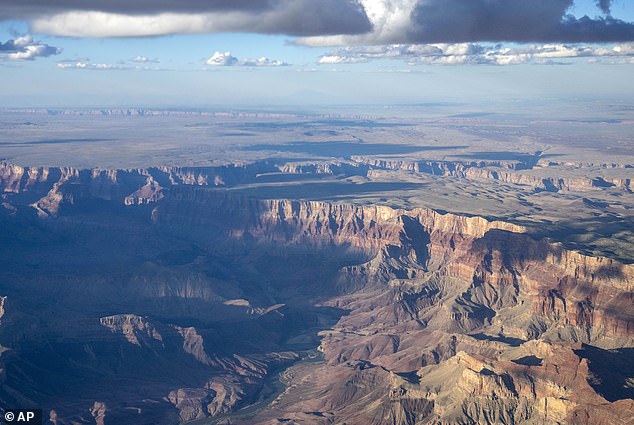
left=1, top=160, right=632, bottom=424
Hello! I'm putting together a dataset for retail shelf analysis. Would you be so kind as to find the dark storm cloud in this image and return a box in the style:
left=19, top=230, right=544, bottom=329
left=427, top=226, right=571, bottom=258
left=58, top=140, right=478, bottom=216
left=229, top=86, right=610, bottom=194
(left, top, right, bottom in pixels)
left=2, top=0, right=634, bottom=42
left=252, top=0, right=372, bottom=36
left=0, top=0, right=373, bottom=37
left=596, top=0, right=613, bottom=15
left=408, top=0, right=634, bottom=43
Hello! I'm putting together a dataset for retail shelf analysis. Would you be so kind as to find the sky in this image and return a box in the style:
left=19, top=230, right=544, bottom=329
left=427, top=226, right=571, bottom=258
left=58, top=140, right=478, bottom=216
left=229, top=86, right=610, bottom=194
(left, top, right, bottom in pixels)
left=1, top=0, right=634, bottom=108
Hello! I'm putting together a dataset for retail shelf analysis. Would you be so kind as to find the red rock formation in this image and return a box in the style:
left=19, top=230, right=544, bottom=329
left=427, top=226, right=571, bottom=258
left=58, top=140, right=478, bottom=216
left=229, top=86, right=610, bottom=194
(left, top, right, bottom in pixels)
left=1, top=161, right=632, bottom=424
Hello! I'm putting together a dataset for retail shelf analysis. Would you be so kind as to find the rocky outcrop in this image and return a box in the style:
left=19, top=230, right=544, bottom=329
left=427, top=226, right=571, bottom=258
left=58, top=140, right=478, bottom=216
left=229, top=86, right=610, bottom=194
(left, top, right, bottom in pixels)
left=173, top=326, right=214, bottom=366
left=90, top=401, right=107, bottom=425
left=252, top=338, right=632, bottom=425
left=1, top=163, right=152, bottom=215
left=0, top=162, right=279, bottom=215
left=275, top=161, right=368, bottom=176
left=0, top=297, right=6, bottom=322
left=354, top=157, right=632, bottom=192
left=167, top=388, right=216, bottom=422
left=155, top=190, right=633, bottom=343
left=156, top=162, right=278, bottom=187
left=2, top=158, right=630, bottom=219
left=158, top=189, right=521, bottom=248
left=1, top=161, right=632, bottom=424
left=353, top=156, right=538, bottom=173
left=153, top=191, right=634, bottom=423
left=100, top=314, right=164, bottom=347
left=0, top=164, right=58, bottom=194
left=123, top=178, right=164, bottom=205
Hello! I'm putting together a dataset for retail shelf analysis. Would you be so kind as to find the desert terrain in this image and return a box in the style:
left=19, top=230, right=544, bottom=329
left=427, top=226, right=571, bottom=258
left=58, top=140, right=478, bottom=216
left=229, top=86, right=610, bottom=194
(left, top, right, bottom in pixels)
left=0, top=104, right=632, bottom=424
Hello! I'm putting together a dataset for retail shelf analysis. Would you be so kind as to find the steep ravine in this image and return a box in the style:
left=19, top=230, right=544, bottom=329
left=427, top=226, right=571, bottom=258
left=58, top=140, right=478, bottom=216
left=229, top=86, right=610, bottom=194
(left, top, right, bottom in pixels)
left=155, top=190, right=633, bottom=343
left=154, top=190, right=634, bottom=423
left=0, top=163, right=632, bottom=424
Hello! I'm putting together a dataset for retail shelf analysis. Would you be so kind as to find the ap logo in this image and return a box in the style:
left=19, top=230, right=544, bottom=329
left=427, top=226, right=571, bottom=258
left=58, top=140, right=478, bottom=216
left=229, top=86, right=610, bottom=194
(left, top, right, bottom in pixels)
left=3, top=410, right=42, bottom=425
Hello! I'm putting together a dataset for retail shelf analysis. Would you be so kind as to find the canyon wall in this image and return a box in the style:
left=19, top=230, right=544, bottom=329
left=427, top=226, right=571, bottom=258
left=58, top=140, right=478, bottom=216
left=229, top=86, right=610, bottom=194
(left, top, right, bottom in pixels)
left=3, top=157, right=630, bottom=219
left=1, top=161, right=633, bottom=424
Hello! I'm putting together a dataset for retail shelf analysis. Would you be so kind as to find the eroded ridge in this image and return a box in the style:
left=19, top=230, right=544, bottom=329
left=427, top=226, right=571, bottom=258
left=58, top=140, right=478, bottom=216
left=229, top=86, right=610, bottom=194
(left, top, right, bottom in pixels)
left=0, top=162, right=632, bottom=424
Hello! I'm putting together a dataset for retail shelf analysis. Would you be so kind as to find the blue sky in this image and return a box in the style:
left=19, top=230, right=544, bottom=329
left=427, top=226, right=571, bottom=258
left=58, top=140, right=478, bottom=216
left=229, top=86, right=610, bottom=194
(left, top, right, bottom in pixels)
left=1, top=0, right=634, bottom=107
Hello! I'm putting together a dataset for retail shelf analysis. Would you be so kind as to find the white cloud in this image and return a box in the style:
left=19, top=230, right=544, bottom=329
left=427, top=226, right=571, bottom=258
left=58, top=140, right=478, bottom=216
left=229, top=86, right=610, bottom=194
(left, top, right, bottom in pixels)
left=317, top=42, right=634, bottom=66
left=319, top=55, right=367, bottom=64
left=57, top=61, right=126, bottom=70
left=12, top=35, right=33, bottom=47
left=240, top=57, right=287, bottom=67
left=132, top=55, right=159, bottom=63
left=611, top=43, right=634, bottom=55
left=56, top=60, right=167, bottom=70
left=8, top=45, right=49, bottom=60
left=206, top=51, right=239, bottom=66
left=28, top=1, right=372, bottom=38
left=206, top=51, right=288, bottom=67
left=298, top=0, right=418, bottom=46
left=33, top=12, right=218, bottom=38
left=55, top=50, right=286, bottom=71
left=0, top=34, right=61, bottom=60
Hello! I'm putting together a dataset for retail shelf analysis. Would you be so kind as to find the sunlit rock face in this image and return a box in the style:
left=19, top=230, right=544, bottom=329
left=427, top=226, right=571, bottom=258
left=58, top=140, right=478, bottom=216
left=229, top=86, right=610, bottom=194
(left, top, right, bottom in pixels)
left=0, top=162, right=632, bottom=424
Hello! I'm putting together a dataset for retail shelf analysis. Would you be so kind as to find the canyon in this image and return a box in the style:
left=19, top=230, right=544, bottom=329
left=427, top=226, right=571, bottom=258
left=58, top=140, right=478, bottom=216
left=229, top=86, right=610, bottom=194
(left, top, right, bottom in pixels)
left=0, top=159, right=632, bottom=424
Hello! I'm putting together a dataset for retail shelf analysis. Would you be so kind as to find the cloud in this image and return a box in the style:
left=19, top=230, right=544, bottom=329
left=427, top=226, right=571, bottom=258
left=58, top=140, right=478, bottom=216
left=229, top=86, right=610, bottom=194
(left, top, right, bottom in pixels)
left=3, top=1, right=633, bottom=44
left=318, top=42, right=634, bottom=65
left=56, top=58, right=167, bottom=70
left=1, top=0, right=274, bottom=16
left=410, top=1, right=634, bottom=43
left=206, top=51, right=288, bottom=67
left=132, top=55, right=159, bottom=63
left=2, top=0, right=371, bottom=38
left=206, top=51, right=238, bottom=66
left=298, top=0, right=634, bottom=46
left=55, top=51, right=286, bottom=71
left=240, top=57, right=288, bottom=67
left=319, top=55, right=368, bottom=64
left=0, top=35, right=61, bottom=60
left=56, top=61, right=127, bottom=70
left=596, top=0, right=612, bottom=15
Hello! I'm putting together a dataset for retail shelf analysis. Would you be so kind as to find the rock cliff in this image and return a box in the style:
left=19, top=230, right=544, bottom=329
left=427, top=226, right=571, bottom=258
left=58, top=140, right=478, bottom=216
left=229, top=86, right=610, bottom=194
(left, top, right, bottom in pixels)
left=0, top=161, right=632, bottom=424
